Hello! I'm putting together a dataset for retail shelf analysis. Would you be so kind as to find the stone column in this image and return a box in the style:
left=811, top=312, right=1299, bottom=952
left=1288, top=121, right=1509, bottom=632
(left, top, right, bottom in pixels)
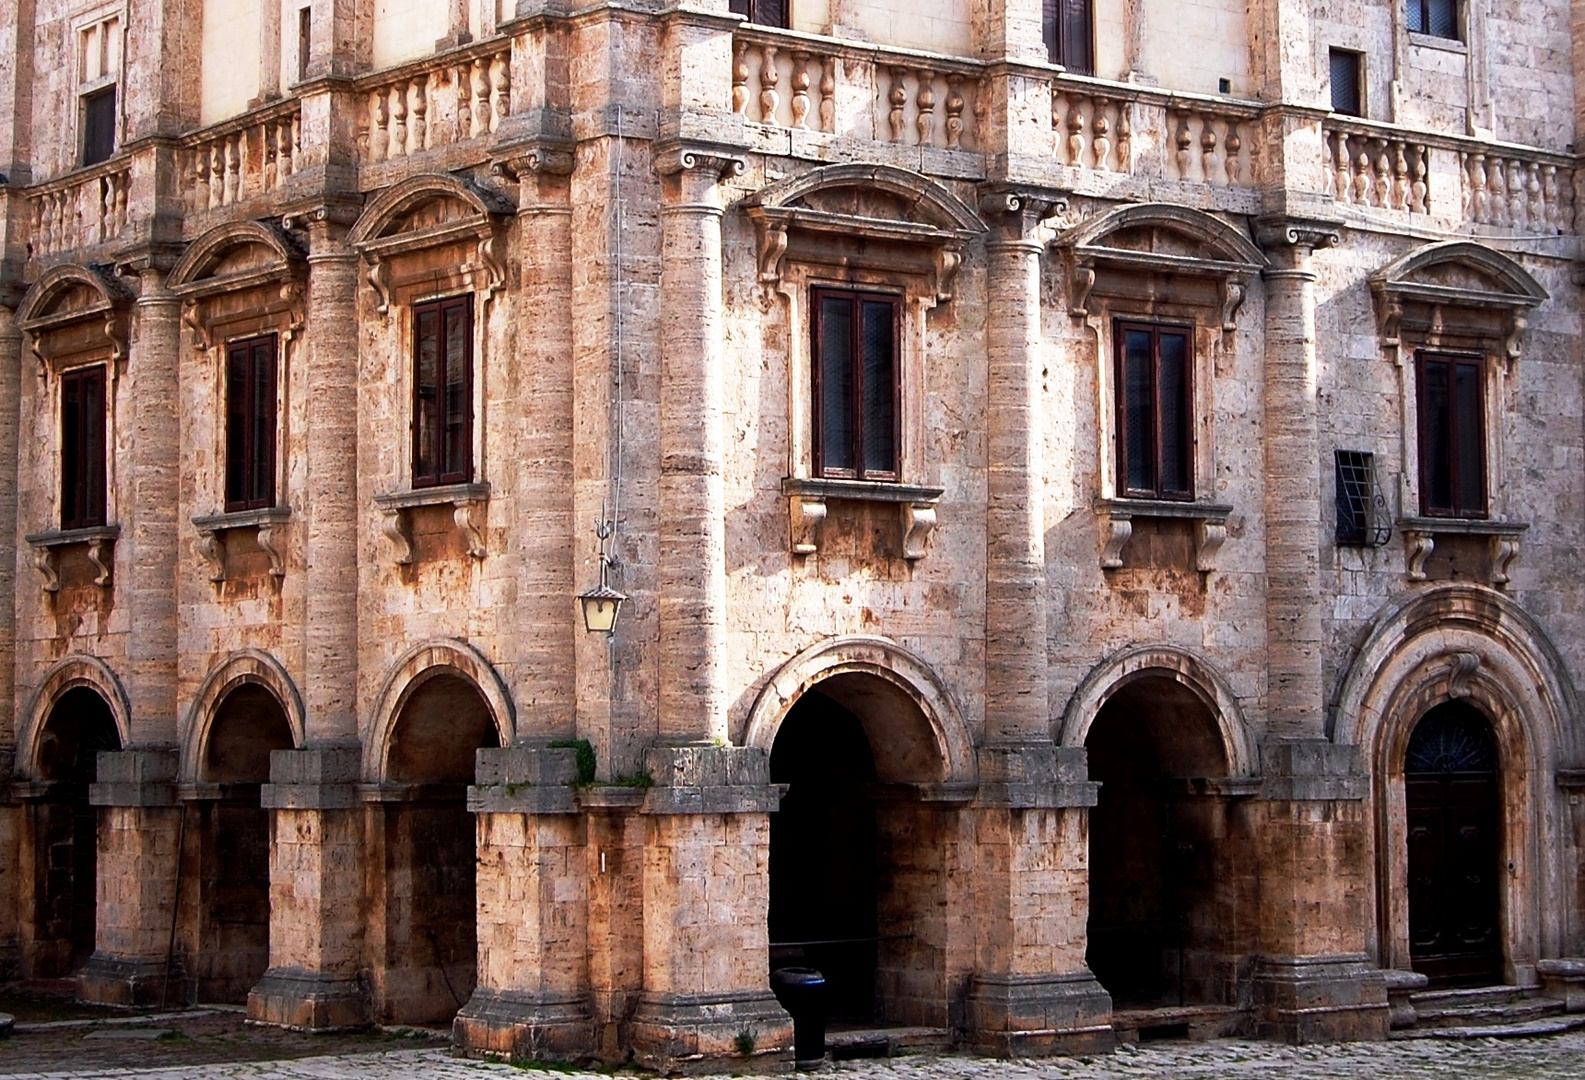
left=0, top=285, right=21, bottom=981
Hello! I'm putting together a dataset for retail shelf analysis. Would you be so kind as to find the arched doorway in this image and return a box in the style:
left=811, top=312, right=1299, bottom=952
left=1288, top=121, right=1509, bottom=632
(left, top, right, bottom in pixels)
left=767, top=674, right=950, bottom=1030
left=377, top=673, right=499, bottom=1025
left=1405, top=701, right=1502, bottom=987
left=1084, top=676, right=1245, bottom=1009
left=190, top=684, right=295, bottom=1003
left=28, top=687, right=121, bottom=978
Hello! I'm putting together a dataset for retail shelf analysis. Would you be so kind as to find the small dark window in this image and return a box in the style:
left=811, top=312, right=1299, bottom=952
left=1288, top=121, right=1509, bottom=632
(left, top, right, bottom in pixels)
left=225, top=335, right=278, bottom=512
left=81, top=86, right=117, bottom=167
left=728, top=0, right=788, bottom=28
left=1335, top=450, right=1390, bottom=546
left=297, top=7, right=312, bottom=81
left=1115, top=322, right=1193, bottom=500
left=1044, top=0, right=1094, bottom=76
left=1329, top=49, right=1363, bottom=117
left=1417, top=352, right=1486, bottom=518
left=1407, top=0, right=1459, bottom=40
left=412, top=296, right=473, bottom=488
left=812, top=287, right=899, bottom=482
left=61, top=366, right=108, bottom=530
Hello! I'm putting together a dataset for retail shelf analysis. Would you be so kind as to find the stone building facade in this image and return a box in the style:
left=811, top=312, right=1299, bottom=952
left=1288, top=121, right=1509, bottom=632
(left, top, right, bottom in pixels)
left=1, top=0, right=1584, bottom=1069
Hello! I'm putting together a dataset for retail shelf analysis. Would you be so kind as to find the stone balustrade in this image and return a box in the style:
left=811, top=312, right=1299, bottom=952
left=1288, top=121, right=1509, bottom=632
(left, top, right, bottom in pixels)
left=1049, top=82, right=1258, bottom=186
left=1458, top=146, right=1573, bottom=233
left=360, top=41, right=510, bottom=163
left=182, top=102, right=302, bottom=212
left=1325, top=121, right=1432, bottom=214
left=27, top=160, right=132, bottom=259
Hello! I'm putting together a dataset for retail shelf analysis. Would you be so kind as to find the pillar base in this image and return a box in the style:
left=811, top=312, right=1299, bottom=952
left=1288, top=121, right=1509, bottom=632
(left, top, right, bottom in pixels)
left=629, top=990, right=793, bottom=1074
left=452, top=988, right=594, bottom=1062
left=75, top=953, right=180, bottom=1007
left=247, top=966, right=370, bottom=1031
left=1251, top=955, right=1387, bottom=1043
left=1537, top=959, right=1585, bottom=1013
left=964, top=970, right=1115, bottom=1056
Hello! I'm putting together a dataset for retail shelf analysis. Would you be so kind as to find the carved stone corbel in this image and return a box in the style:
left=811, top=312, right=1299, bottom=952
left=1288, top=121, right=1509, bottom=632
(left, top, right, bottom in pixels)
left=196, top=528, right=226, bottom=582
left=1195, top=518, right=1228, bottom=572
left=1445, top=651, right=1481, bottom=699
left=900, top=503, right=936, bottom=560
left=381, top=507, right=414, bottom=566
left=366, top=256, right=393, bottom=315
left=84, top=538, right=112, bottom=587
left=1065, top=252, right=1096, bottom=318
left=1491, top=534, right=1520, bottom=586
left=1099, top=513, right=1132, bottom=569
left=1503, top=311, right=1526, bottom=375
left=1220, top=276, right=1247, bottom=333
left=474, top=230, right=506, bottom=298
left=789, top=494, right=826, bottom=556
left=256, top=522, right=286, bottom=577
left=181, top=300, right=213, bottom=351
left=1404, top=529, right=1434, bottom=581
left=454, top=499, right=488, bottom=559
left=931, top=245, right=964, bottom=303
left=33, top=547, right=59, bottom=593
left=749, top=208, right=789, bottom=284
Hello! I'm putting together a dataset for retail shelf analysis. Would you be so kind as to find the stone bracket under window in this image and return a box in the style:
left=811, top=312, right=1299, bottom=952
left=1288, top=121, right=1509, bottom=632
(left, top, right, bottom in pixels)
left=192, top=507, right=291, bottom=582
left=24, top=525, right=120, bottom=593
left=782, top=477, right=944, bottom=560
left=373, top=482, right=490, bottom=566
left=1398, top=516, right=1528, bottom=587
left=1096, top=499, right=1233, bottom=572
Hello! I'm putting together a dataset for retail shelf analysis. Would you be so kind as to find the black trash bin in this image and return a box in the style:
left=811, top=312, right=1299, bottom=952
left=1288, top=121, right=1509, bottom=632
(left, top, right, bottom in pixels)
left=771, top=966, right=827, bottom=1068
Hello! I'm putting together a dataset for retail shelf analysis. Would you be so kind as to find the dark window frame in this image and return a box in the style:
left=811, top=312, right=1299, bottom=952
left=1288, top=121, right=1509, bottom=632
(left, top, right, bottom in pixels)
left=81, top=84, right=117, bottom=167
left=811, top=285, right=902, bottom=483
left=224, top=334, right=279, bottom=512
left=1114, top=320, right=1195, bottom=501
left=60, top=365, right=108, bottom=530
left=410, top=295, right=475, bottom=489
left=1416, top=350, right=1487, bottom=519
left=728, top=0, right=789, bottom=29
left=1407, top=0, right=1460, bottom=40
left=1044, top=0, right=1095, bottom=76
left=1335, top=449, right=1391, bottom=546
left=1329, top=48, right=1364, bottom=117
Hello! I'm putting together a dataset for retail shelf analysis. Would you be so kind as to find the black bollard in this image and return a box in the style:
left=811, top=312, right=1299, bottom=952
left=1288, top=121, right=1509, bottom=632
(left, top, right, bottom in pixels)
left=770, top=966, right=827, bottom=1069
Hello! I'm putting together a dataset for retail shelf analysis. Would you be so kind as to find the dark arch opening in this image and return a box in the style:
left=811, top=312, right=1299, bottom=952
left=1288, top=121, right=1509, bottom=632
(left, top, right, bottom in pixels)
left=1405, top=700, right=1502, bottom=987
left=29, top=687, right=121, bottom=977
left=379, top=673, right=499, bottom=1024
left=190, top=683, right=295, bottom=1003
left=1085, top=676, right=1245, bottom=1011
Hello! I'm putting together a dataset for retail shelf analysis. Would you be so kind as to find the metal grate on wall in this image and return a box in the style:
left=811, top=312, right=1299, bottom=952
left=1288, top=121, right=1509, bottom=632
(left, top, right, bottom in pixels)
left=1335, top=449, right=1391, bottom=547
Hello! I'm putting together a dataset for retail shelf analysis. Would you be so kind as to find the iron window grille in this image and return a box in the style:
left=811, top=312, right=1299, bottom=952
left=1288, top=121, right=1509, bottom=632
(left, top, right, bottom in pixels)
left=1416, top=351, right=1487, bottom=519
left=411, top=296, right=474, bottom=488
left=1044, top=0, right=1095, bottom=76
left=225, top=334, right=279, bottom=512
left=60, top=366, right=108, bottom=530
left=1114, top=321, right=1193, bottom=501
left=812, top=287, right=900, bottom=483
left=729, top=0, right=788, bottom=28
left=1407, top=0, right=1459, bottom=40
left=1334, top=450, right=1390, bottom=547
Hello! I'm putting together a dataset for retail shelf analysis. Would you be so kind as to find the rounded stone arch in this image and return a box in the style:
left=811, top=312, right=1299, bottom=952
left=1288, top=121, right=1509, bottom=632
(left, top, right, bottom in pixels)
left=743, top=635, right=977, bottom=787
left=347, top=172, right=513, bottom=247
left=742, top=161, right=986, bottom=234
left=1371, top=239, right=1549, bottom=304
left=19, top=654, right=133, bottom=780
left=16, top=263, right=133, bottom=327
left=181, top=649, right=306, bottom=783
left=167, top=220, right=306, bottom=290
left=1056, top=644, right=1258, bottom=778
left=364, top=638, right=516, bottom=783
left=1057, top=202, right=1270, bottom=269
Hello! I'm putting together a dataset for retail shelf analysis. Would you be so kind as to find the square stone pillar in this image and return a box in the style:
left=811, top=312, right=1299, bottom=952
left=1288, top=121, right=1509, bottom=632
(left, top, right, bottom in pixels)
left=76, top=748, right=181, bottom=1005
left=0, top=753, right=18, bottom=979
left=248, top=745, right=369, bottom=1030
left=1250, top=740, right=1387, bottom=1043
left=965, top=746, right=1113, bottom=1056
left=453, top=745, right=593, bottom=1061
left=629, top=746, right=792, bottom=1073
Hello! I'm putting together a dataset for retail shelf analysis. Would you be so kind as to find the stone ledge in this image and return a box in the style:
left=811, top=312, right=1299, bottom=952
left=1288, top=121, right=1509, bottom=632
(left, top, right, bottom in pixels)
left=976, top=744, right=1099, bottom=808
left=89, top=748, right=178, bottom=807
left=1095, top=499, right=1234, bottom=571
left=1259, top=740, right=1368, bottom=802
left=262, top=746, right=361, bottom=809
left=781, top=476, right=944, bottom=559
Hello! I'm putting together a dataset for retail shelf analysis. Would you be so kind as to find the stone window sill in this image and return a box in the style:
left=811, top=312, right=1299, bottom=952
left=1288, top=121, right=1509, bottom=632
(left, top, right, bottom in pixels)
left=1398, top=516, right=1527, bottom=586
left=373, top=481, right=490, bottom=565
left=1407, top=31, right=1467, bottom=55
left=192, top=507, right=290, bottom=581
left=1095, top=498, right=1234, bottom=571
left=781, top=476, right=944, bottom=560
left=24, top=525, right=120, bottom=592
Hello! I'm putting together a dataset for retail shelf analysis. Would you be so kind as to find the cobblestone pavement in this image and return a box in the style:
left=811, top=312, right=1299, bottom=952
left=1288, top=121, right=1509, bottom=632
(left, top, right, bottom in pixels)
left=5, top=1031, right=1585, bottom=1080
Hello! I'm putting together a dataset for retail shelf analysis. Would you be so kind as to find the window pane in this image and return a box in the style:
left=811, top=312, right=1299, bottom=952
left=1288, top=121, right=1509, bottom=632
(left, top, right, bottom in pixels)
left=859, top=300, right=896, bottom=476
left=82, top=86, right=116, bottom=166
left=414, top=309, right=439, bottom=482
left=1454, top=362, right=1483, bottom=514
left=1406, top=0, right=1426, bottom=33
left=1422, top=359, right=1453, bottom=512
left=251, top=341, right=275, bottom=505
left=1060, top=0, right=1093, bottom=75
left=226, top=345, right=249, bottom=506
left=1428, top=0, right=1457, bottom=38
left=1157, top=332, right=1191, bottom=496
left=1122, top=329, right=1154, bottom=494
left=443, top=303, right=469, bottom=479
left=1330, top=50, right=1361, bottom=116
left=62, top=376, right=83, bottom=525
left=84, top=371, right=105, bottom=524
left=818, top=296, right=854, bottom=474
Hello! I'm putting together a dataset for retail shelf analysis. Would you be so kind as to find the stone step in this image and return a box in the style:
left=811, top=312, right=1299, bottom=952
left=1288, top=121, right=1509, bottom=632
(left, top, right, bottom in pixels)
left=1111, top=1004, right=1240, bottom=1044
left=1390, top=1014, right=1585, bottom=1041
left=1409, top=984, right=1536, bottom=1010
left=825, top=1025, right=950, bottom=1059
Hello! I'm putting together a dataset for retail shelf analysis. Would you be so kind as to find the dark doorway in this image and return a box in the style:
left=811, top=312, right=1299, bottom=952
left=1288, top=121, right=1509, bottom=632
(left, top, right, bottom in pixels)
left=1406, top=701, right=1503, bottom=987
left=379, top=674, right=499, bottom=1024
left=192, top=684, right=295, bottom=1004
left=30, top=687, right=121, bottom=977
left=1085, top=677, right=1236, bottom=1008
left=768, top=690, right=879, bottom=1022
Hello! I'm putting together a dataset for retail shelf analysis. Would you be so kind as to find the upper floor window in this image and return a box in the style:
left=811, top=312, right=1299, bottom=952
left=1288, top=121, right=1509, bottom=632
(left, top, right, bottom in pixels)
left=1115, top=322, right=1192, bottom=500
left=226, top=335, right=278, bottom=512
left=61, top=366, right=108, bottom=530
left=1407, top=0, right=1459, bottom=40
left=1329, top=49, right=1363, bottom=117
left=813, top=287, right=899, bottom=482
left=77, top=15, right=121, bottom=167
left=412, top=296, right=473, bottom=488
left=1045, top=0, right=1094, bottom=76
left=1417, top=352, right=1485, bottom=518
left=729, top=0, right=788, bottom=28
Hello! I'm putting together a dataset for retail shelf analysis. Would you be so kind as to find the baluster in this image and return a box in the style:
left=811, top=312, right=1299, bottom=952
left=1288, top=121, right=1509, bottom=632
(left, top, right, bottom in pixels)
left=1507, top=159, right=1524, bottom=227
left=1470, top=152, right=1488, bottom=222
left=819, top=56, right=836, bottom=133
left=291, top=113, right=302, bottom=169
left=278, top=116, right=295, bottom=178
left=391, top=86, right=408, bottom=156
left=224, top=135, right=241, bottom=205
left=1201, top=118, right=1220, bottom=185
left=1330, top=130, right=1349, bottom=202
left=1116, top=101, right=1132, bottom=173
left=1543, top=165, right=1560, bottom=230
left=1090, top=97, right=1110, bottom=170
left=1370, top=139, right=1390, bottom=207
left=95, top=176, right=109, bottom=243
left=1459, top=153, right=1473, bottom=219
left=1391, top=143, right=1408, bottom=210
left=1174, top=110, right=1192, bottom=180
left=1486, top=156, right=1506, bottom=226
left=370, top=92, right=389, bottom=161
left=1411, top=145, right=1428, bottom=214
left=888, top=66, right=908, bottom=142
left=191, top=147, right=211, bottom=211
left=731, top=39, right=748, bottom=115
left=1525, top=162, right=1542, bottom=230
left=209, top=144, right=224, bottom=208
left=1069, top=99, right=1087, bottom=169
left=1225, top=124, right=1242, bottom=185
left=1561, top=172, right=1576, bottom=233
left=28, top=199, right=41, bottom=256
left=1051, top=90, right=1064, bottom=159
left=915, top=69, right=935, bottom=146
left=412, top=78, right=429, bottom=150
left=112, top=173, right=127, bottom=235
left=490, top=51, right=509, bottom=130
left=944, top=73, right=965, bottom=149
left=759, top=45, right=781, bottom=125
left=471, top=58, right=490, bottom=138
left=263, top=122, right=279, bottom=191
left=455, top=64, right=471, bottom=142
left=974, top=77, right=989, bottom=149
left=1352, top=140, right=1371, bottom=205
left=789, top=51, right=812, bottom=129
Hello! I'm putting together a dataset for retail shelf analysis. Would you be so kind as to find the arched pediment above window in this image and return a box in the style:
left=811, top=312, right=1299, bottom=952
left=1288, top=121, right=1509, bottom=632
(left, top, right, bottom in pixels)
left=1369, top=240, right=1547, bottom=368
left=741, top=163, right=984, bottom=302
left=15, top=263, right=133, bottom=374
left=347, top=173, right=512, bottom=313
left=168, top=221, right=307, bottom=350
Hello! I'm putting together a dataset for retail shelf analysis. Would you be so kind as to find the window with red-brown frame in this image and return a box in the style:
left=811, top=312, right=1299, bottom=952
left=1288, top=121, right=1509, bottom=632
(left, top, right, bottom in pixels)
left=1115, top=321, right=1193, bottom=500
left=60, top=365, right=108, bottom=530
left=411, top=296, right=473, bottom=488
left=812, top=287, right=900, bottom=482
left=1044, top=0, right=1094, bottom=75
left=728, top=0, right=788, bottom=28
left=225, top=334, right=278, bottom=512
left=1416, top=351, right=1486, bottom=518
